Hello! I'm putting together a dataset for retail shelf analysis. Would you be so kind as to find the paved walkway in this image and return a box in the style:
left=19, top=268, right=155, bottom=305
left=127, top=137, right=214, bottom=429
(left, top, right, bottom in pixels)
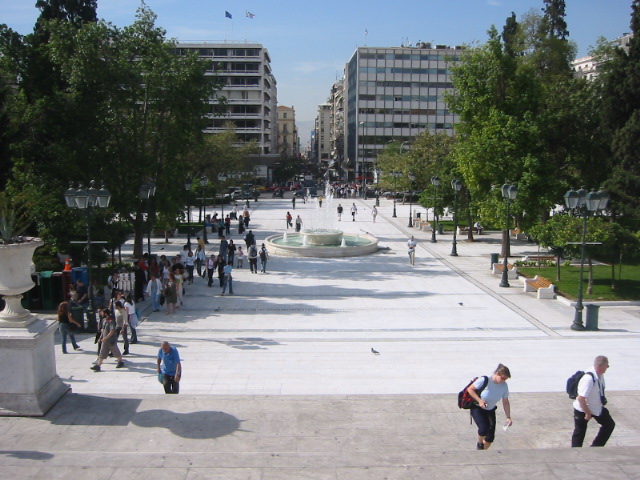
left=2, top=194, right=640, bottom=478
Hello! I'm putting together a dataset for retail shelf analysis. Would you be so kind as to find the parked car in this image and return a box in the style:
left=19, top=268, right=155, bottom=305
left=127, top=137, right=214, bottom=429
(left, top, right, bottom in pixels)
left=272, top=188, right=285, bottom=198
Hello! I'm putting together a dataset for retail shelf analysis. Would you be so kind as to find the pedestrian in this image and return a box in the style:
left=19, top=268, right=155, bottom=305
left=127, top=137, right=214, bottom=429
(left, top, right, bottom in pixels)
left=244, top=230, right=255, bottom=249
left=221, top=261, right=234, bottom=295
left=372, top=205, right=378, bottom=222
left=571, top=355, right=615, bottom=447
left=114, top=300, right=129, bottom=355
left=286, top=211, right=293, bottom=229
left=465, top=363, right=512, bottom=450
left=231, top=204, right=238, bottom=220
left=225, top=214, right=231, bottom=235
left=185, top=250, right=195, bottom=285
left=219, top=236, right=229, bottom=263
left=163, top=278, right=177, bottom=314
left=236, top=246, right=244, bottom=268
left=295, top=215, right=303, bottom=232
left=248, top=243, right=258, bottom=274
left=351, top=203, right=358, bottom=221
left=259, top=243, right=269, bottom=273
left=228, top=239, right=236, bottom=266
left=124, top=294, right=138, bottom=344
left=147, top=273, right=162, bottom=312
left=292, top=196, right=296, bottom=210
left=157, top=341, right=181, bottom=394
left=206, top=254, right=216, bottom=287
left=215, top=254, right=224, bottom=287
left=318, top=195, right=323, bottom=207
left=90, top=311, right=125, bottom=371
left=407, top=235, right=417, bottom=265
left=337, top=203, right=343, bottom=221
left=57, top=301, right=82, bottom=354
left=195, top=244, right=206, bottom=278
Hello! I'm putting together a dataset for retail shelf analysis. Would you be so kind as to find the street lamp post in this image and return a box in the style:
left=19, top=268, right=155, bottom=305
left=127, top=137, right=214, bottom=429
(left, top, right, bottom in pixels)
left=218, top=173, right=227, bottom=219
left=200, top=176, right=209, bottom=244
left=375, top=166, right=380, bottom=207
left=430, top=176, right=440, bottom=243
left=499, top=183, right=519, bottom=288
left=407, top=172, right=415, bottom=227
left=390, top=171, right=401, bottom=217
left=184, top=178, right=193, bottom=249
left=564, top=188, right=609, bottom=330
left=139, top=183, right=156, bottom=257
left=64, top=180, right=111, bottom=333
left=450, top=179, right=462, bottom=256
left=359, top=121, right=365, bottom=198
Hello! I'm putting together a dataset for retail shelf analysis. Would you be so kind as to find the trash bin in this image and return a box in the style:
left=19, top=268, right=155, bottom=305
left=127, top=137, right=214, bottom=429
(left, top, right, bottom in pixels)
left=40, top=271, right=55, bottom=310
left=416, top=212, right=421, bottom=219
left=438, top=224, right=444, bottom=235
left=70, top=305, right=85, bottom=331
left=585, top=304, right=600, bottom=331
left=72, top=267, right=88, bottom=285
left=490, top=253, right=500, bottom=270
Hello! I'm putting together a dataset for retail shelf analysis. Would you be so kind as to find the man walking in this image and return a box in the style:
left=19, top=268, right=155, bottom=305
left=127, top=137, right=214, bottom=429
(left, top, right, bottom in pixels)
left=221, top=261, right=234, bottom=295
left=90, top=311, right=125, bottom=372
left=571, top=355, right=615, bottom=447
left=157, top=341, right=182, bottom=394
left=407, top=236, right=417, bottom=265
left=350, top=203, right=358, bottom=221
left=337, top=204, right=343, bottom=221
left=248, top=243, right=259, bottom=274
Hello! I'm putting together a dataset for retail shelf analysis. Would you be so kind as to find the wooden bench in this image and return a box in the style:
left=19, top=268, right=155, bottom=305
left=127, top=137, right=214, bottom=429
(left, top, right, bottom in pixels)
left=510, top=227, right=527, bottom=240
left=420, top=221, right=432, bottom=232
left=523, top=275, right=555, bottom=299
left=522, top=255, right=556, bottom=263
left=456, top=226, right=470, bottom=235
left=492, top=262, right=519, bottom=279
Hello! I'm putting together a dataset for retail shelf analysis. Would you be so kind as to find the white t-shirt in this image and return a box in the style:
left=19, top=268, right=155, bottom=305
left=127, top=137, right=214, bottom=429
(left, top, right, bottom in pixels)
left=573, top=369, right=605, bottom=416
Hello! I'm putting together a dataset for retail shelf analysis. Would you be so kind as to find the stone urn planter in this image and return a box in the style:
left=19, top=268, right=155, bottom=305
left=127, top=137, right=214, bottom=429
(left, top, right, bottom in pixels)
left=0, top=237, right=44, bottom=326
left=0, top=238, right=69, bottom=416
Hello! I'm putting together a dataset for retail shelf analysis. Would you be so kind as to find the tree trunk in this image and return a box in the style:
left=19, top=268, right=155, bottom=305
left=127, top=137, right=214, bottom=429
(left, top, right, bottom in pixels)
left=586, top=257, right=594, bottom=295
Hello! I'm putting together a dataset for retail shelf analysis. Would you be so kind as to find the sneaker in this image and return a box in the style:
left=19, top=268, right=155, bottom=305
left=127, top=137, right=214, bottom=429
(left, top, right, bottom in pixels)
left=90, top=365, right=101, bottom=372
left=73, top=346, right=82, bottom=351
left=116, top=361, right=125, bottom=368
left=476, top=442, right=484, bottom=450
left=123, top=351, right=129, bottom=356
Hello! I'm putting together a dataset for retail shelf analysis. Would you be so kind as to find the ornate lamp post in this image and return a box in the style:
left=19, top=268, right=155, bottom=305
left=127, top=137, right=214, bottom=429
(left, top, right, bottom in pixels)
left=218, top=172, right=227, bottom=219
left=450, top=179, right=462, bottom=257
left=184, top=177, right=193, bottom=249
left=200, top=175, right=209, bottom=244
left=139, top=183, right=156, bottom=257
left=430, top=176, right=440, bottom=243
left=499, top=183, right=518, bottom=288
left=64, top=180, right=111, bottom=333
left=390, top=171, right=402, bottom=217
left=564, top=188, right=609, bottom=330
left=407, top=172, right=415, bottom=227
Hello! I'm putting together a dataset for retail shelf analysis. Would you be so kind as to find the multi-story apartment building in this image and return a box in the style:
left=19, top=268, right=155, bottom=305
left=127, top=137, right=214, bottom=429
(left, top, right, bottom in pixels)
left=343, top=43, right=460, bottom=181
left=175, top=42, right=277, bottom=155
left=315, top=104, right=332, bottom=165
left=276, top=106, right=299, bottom=158
left=327, top=81, right=345, bottom=179
left=572, top=33, right=633, bottom=80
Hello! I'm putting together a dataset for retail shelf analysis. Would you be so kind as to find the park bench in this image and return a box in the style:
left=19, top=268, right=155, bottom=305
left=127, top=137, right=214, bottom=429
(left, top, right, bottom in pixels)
left=523, top=275, right=555, bottom=299
left=492, top=262, right=519, bottom=279
left=522, top=255, right=557, bottom=264
left=418, top=221, right=432, bottom=232
left=510, top=227, right=528, bottom=240
left=456, top=226, right=470, bottom=235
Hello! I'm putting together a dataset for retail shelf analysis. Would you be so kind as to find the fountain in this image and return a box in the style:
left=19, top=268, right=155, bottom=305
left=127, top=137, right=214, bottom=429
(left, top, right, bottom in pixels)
left=266, top=184, right=378, bottom=257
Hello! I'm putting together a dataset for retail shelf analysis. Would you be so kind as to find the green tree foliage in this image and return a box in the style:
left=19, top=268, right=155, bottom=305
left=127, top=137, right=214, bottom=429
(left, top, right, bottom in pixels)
left=2, top=4, right=220, bottom=259
left=600, top=1, right=640, bottom=222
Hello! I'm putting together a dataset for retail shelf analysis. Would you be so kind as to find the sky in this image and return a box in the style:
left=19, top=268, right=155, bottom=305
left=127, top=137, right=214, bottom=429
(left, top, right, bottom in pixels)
left=1, top=0, right=635, bottom=143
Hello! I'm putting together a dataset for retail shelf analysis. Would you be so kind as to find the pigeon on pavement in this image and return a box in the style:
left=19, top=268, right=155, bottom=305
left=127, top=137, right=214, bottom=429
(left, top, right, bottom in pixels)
left=371, top=348, right=380, bottom=355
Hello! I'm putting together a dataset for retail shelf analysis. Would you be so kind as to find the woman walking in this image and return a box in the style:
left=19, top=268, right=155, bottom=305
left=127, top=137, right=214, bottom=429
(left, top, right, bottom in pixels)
left=465, top=363, right=513, bottom=450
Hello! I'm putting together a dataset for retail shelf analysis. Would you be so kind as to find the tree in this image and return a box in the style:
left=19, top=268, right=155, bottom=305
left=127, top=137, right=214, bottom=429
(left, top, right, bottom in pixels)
left=600, top=0, right=640, bottom=222
left=3, top=4, right=220, bottom=258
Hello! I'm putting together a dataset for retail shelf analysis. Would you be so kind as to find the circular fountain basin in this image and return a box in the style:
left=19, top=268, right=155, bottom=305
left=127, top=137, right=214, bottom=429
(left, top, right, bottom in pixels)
left=266, top=232, right=379, bottom=257
left=301, top=229, right=343, bottom=246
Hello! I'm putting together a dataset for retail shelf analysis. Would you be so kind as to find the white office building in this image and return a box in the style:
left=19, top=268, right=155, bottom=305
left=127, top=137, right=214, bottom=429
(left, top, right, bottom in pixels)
left=343, top=43, right=460, bottom=181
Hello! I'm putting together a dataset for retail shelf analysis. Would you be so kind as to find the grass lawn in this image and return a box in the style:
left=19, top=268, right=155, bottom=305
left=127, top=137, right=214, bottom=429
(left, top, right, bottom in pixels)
left=518, top=264, right=640, bottom=302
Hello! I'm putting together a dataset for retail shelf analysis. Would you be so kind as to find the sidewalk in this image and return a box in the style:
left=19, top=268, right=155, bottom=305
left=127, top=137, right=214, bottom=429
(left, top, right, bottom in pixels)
left=1, top=194, right=639, bottom=479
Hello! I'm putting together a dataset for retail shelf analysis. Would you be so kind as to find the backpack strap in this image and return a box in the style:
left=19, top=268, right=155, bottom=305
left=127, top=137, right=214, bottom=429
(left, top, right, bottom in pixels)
left=469, top=376, right=490, bottom=424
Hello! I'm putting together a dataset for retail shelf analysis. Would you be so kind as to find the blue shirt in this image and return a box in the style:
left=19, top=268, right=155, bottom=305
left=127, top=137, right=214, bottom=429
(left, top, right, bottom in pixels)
left=474, top=376, right=509, bottom=410
left=158, top=346, right=181, bottom=376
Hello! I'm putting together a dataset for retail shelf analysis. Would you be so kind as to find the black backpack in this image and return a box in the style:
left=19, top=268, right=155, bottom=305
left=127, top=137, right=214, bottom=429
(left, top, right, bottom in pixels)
left=566, top=371, right=595, bottom=399
left=458, top=376, right=488, bottom=409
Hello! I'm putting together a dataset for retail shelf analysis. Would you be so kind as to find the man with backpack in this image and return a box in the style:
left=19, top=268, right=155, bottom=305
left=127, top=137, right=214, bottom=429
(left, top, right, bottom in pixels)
left=571, top=355, right=615, bottom=447
left=248, top=243, right=259, bottom=274
left=259, top=243, right=269, bottom=273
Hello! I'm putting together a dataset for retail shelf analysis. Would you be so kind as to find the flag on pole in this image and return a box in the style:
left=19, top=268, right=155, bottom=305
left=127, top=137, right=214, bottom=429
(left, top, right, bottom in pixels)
left=225, top=11, right=232, bottom=19
left=246, top=11, right=255, bottom=18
